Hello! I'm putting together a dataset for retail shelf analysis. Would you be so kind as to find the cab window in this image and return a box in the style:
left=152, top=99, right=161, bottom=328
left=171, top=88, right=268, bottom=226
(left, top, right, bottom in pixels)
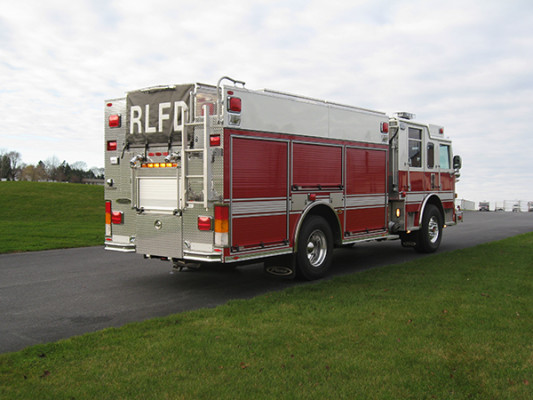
left=427, top=142, right=434, bottom=168
left=439, top=144, right=451, bottom=169
left=408, top=128, right=422, bottom=168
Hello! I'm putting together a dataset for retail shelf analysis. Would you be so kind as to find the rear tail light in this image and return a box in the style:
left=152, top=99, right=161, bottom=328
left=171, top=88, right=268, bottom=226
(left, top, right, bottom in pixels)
left=109, top=114, right=121, bottom=128
left=111, top=211, right=123, bottom=224
left=107, top=140, right=117, bottom=151
left=106, top=202, right=123, bottom=236
left=210, top=135, right=221, bottom=147
left=381, top=122, right=389, bottom=133
left=198, top=216, right=212, bottom=231
left=227, top=97, right=241, bottom=113
left=214, top=205, right=229, bottom=247
left=105, top=201, right=112, bottom=236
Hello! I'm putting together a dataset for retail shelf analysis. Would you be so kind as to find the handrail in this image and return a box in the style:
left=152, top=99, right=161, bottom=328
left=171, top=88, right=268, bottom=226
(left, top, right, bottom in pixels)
left=203, top=104, right=211, bottom=209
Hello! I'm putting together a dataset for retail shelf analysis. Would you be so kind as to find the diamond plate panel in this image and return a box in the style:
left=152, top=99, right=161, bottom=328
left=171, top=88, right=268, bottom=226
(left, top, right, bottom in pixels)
left=182, top=204, right=215, bottom=249
left=135, top=213, right=183, bottom=258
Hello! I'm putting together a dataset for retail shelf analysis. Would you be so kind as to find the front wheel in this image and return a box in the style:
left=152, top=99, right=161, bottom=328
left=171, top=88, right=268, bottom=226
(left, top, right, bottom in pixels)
left=296, top=216, right=333, bottom=280
left=415, top=204, right=443, bottom=253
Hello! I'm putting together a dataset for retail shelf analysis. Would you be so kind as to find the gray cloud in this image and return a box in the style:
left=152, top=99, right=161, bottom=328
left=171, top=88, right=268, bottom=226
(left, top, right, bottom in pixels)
left=1, top=0, right=532, bottom=203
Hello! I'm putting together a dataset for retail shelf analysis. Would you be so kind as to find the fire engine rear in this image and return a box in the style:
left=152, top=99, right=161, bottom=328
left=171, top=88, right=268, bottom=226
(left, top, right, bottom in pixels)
left=104, top=77, right=462, bottom=280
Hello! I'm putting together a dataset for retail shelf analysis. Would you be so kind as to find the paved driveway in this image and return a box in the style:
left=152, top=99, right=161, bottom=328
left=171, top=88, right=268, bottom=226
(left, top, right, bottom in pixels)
left=1, top=211, right=532, bottom=353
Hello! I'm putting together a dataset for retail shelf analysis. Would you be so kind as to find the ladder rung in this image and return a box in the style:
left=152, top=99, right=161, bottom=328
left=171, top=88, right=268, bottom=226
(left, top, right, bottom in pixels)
left=186, top=175, right=203, bottom=179
left=185, top=149, right=204, bottom=153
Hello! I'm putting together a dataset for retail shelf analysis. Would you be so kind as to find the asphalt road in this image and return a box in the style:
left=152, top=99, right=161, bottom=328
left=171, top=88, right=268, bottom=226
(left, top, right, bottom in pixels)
left=1, top=211, right=532, bottom=354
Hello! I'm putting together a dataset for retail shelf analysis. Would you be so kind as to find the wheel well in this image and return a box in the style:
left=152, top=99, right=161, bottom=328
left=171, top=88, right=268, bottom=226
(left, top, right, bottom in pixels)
left=423, top=195, right=445, bottom=222
left=297, top=204, right=342, bottom=248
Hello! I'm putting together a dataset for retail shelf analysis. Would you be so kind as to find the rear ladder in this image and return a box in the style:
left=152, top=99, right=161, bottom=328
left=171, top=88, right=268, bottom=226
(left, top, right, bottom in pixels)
left=180, top=105, right=213, bottom=210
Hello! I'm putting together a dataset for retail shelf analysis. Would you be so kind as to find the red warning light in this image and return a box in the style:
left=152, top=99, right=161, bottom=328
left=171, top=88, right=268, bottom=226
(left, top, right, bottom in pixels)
left=109, top=114, right=121, bottom=128
left=228, top=97, right=241, bottom=113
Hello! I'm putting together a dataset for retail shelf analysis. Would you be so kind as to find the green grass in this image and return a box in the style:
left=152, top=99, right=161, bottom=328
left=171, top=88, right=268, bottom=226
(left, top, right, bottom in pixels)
left=0, top=181, right=103, bottom=253
left=1, top=233, right=532, bottom=399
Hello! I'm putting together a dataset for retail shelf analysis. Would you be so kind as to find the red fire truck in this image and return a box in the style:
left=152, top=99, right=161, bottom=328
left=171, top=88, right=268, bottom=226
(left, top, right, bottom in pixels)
left=104, top=77, right=462, bottom=280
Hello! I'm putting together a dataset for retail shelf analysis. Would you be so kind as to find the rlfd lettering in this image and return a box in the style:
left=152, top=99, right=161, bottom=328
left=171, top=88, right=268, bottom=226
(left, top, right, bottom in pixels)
left=129, top=101, right=185, bottom=134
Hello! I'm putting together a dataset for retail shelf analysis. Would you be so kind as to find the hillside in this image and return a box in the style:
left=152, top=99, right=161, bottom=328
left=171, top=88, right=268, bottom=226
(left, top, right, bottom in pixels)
left=0, top=182, right=103, bottom=253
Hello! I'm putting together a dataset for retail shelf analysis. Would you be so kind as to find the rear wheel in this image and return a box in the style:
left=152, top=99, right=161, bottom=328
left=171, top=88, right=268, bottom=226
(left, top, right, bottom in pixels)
left=415, top=204, right=443, bottom=253
left=296, top=216, right=333, bottom=280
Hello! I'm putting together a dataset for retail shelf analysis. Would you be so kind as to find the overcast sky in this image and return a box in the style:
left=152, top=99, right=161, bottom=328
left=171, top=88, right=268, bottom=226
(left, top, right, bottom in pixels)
left=1, top=0, right=532, bottom=204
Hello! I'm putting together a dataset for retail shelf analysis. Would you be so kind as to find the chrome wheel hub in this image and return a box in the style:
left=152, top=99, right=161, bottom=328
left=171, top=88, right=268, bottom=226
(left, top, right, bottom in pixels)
left=306, top=229, right=327, bottom=267
left=428, top=216, right=440, bottom=244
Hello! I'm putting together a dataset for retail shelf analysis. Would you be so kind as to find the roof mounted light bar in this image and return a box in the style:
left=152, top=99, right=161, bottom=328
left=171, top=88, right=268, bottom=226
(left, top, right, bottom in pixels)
left=395, top=112, right=416, bottom=120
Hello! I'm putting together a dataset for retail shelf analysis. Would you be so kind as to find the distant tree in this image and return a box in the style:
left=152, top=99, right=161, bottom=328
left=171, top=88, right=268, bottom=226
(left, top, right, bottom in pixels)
left=0, top=152, right=102, bottom=183
left=71, top=161, right=87, bottom=171
left=7, top=151, right=22, bottom=180
left=20, top=164, right=34, bottom=181
left=0, top=154, right=11, bottom=180
left=0, top=151, right=22, bottom=180
left=20, top=163, right=47, bottom=182
left=91, top=167, right=105, bottom=179
left=44, top=156, right=61, bottom=181
left=54, top=161, right=70, bottom=182
left=35, top=161, right=47, bottom=181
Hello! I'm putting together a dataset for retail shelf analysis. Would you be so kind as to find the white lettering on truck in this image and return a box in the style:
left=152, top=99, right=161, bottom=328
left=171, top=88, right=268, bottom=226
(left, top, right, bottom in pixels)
left=158, top=102, right=171, bottom=133
left=129, top=101, right=186, bottom=134
left=145, top=104, right=156, bottom=133
left=130, top=105, right=142, bottom=134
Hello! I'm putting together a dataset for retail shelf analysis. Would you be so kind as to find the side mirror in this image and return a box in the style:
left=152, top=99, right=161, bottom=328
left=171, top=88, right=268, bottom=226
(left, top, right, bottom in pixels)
left=453, top=155, right=462, bottom=170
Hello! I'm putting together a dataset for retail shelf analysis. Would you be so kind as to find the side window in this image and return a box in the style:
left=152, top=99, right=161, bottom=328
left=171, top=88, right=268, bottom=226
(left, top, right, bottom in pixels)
left=427, top=142, right=434, bottom=168
left=408, top=128, right=422, bottom=168
left=439, top=144, right=451, bottom=169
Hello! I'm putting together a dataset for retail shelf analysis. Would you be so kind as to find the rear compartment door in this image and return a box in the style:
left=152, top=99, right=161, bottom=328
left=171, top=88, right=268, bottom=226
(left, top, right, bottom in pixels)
left=134, top=170, right=183, bottom=258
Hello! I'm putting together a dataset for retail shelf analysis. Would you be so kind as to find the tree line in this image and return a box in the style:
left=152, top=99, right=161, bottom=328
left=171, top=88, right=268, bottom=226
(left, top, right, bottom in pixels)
left=0, top=150, right=104, bottom=184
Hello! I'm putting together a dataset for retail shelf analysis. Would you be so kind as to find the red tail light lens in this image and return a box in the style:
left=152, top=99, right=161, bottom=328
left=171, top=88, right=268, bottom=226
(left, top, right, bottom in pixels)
left=198, top=216, right=212, bottom=231
left=210, top=135, right=221, bottom=147
left=214, top=205, right=229, bottom=233
left=107, top=140, right=118, bottom=151
left=214, top=205, right=229, bottom=247
left=381, top=122, right=389, bottom=133
left=105, top=201, right=112, bottom=236
left=228, top=97, right=241, bottom=113
left=111, top=211, right=123, bottom=224
left=109, top=114, right=121, bottom=128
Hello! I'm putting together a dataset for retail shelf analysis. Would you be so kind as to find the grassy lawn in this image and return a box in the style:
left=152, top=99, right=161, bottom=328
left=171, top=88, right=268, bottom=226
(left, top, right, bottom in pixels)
left=1, top=233, right=532, bottom=399
left=0, top=181, right=103, bottom=253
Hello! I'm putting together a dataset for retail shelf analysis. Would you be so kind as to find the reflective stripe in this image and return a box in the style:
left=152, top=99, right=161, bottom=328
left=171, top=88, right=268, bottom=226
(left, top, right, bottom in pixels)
left=345, top=194, right=386, bottom=208
left=232, top=199, right=287, bottom=215
left=406, top=191, right=455, bottom=204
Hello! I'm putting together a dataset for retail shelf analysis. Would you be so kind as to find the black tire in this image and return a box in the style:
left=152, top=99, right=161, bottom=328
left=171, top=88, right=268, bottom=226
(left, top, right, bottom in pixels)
left=415, top=204, right=443, bottom=253
left=295, top=216, right=333, bottom=280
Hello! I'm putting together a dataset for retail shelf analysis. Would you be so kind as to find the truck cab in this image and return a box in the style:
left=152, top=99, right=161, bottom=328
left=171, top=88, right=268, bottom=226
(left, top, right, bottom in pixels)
left=388, top=112, right=461, bottom=251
